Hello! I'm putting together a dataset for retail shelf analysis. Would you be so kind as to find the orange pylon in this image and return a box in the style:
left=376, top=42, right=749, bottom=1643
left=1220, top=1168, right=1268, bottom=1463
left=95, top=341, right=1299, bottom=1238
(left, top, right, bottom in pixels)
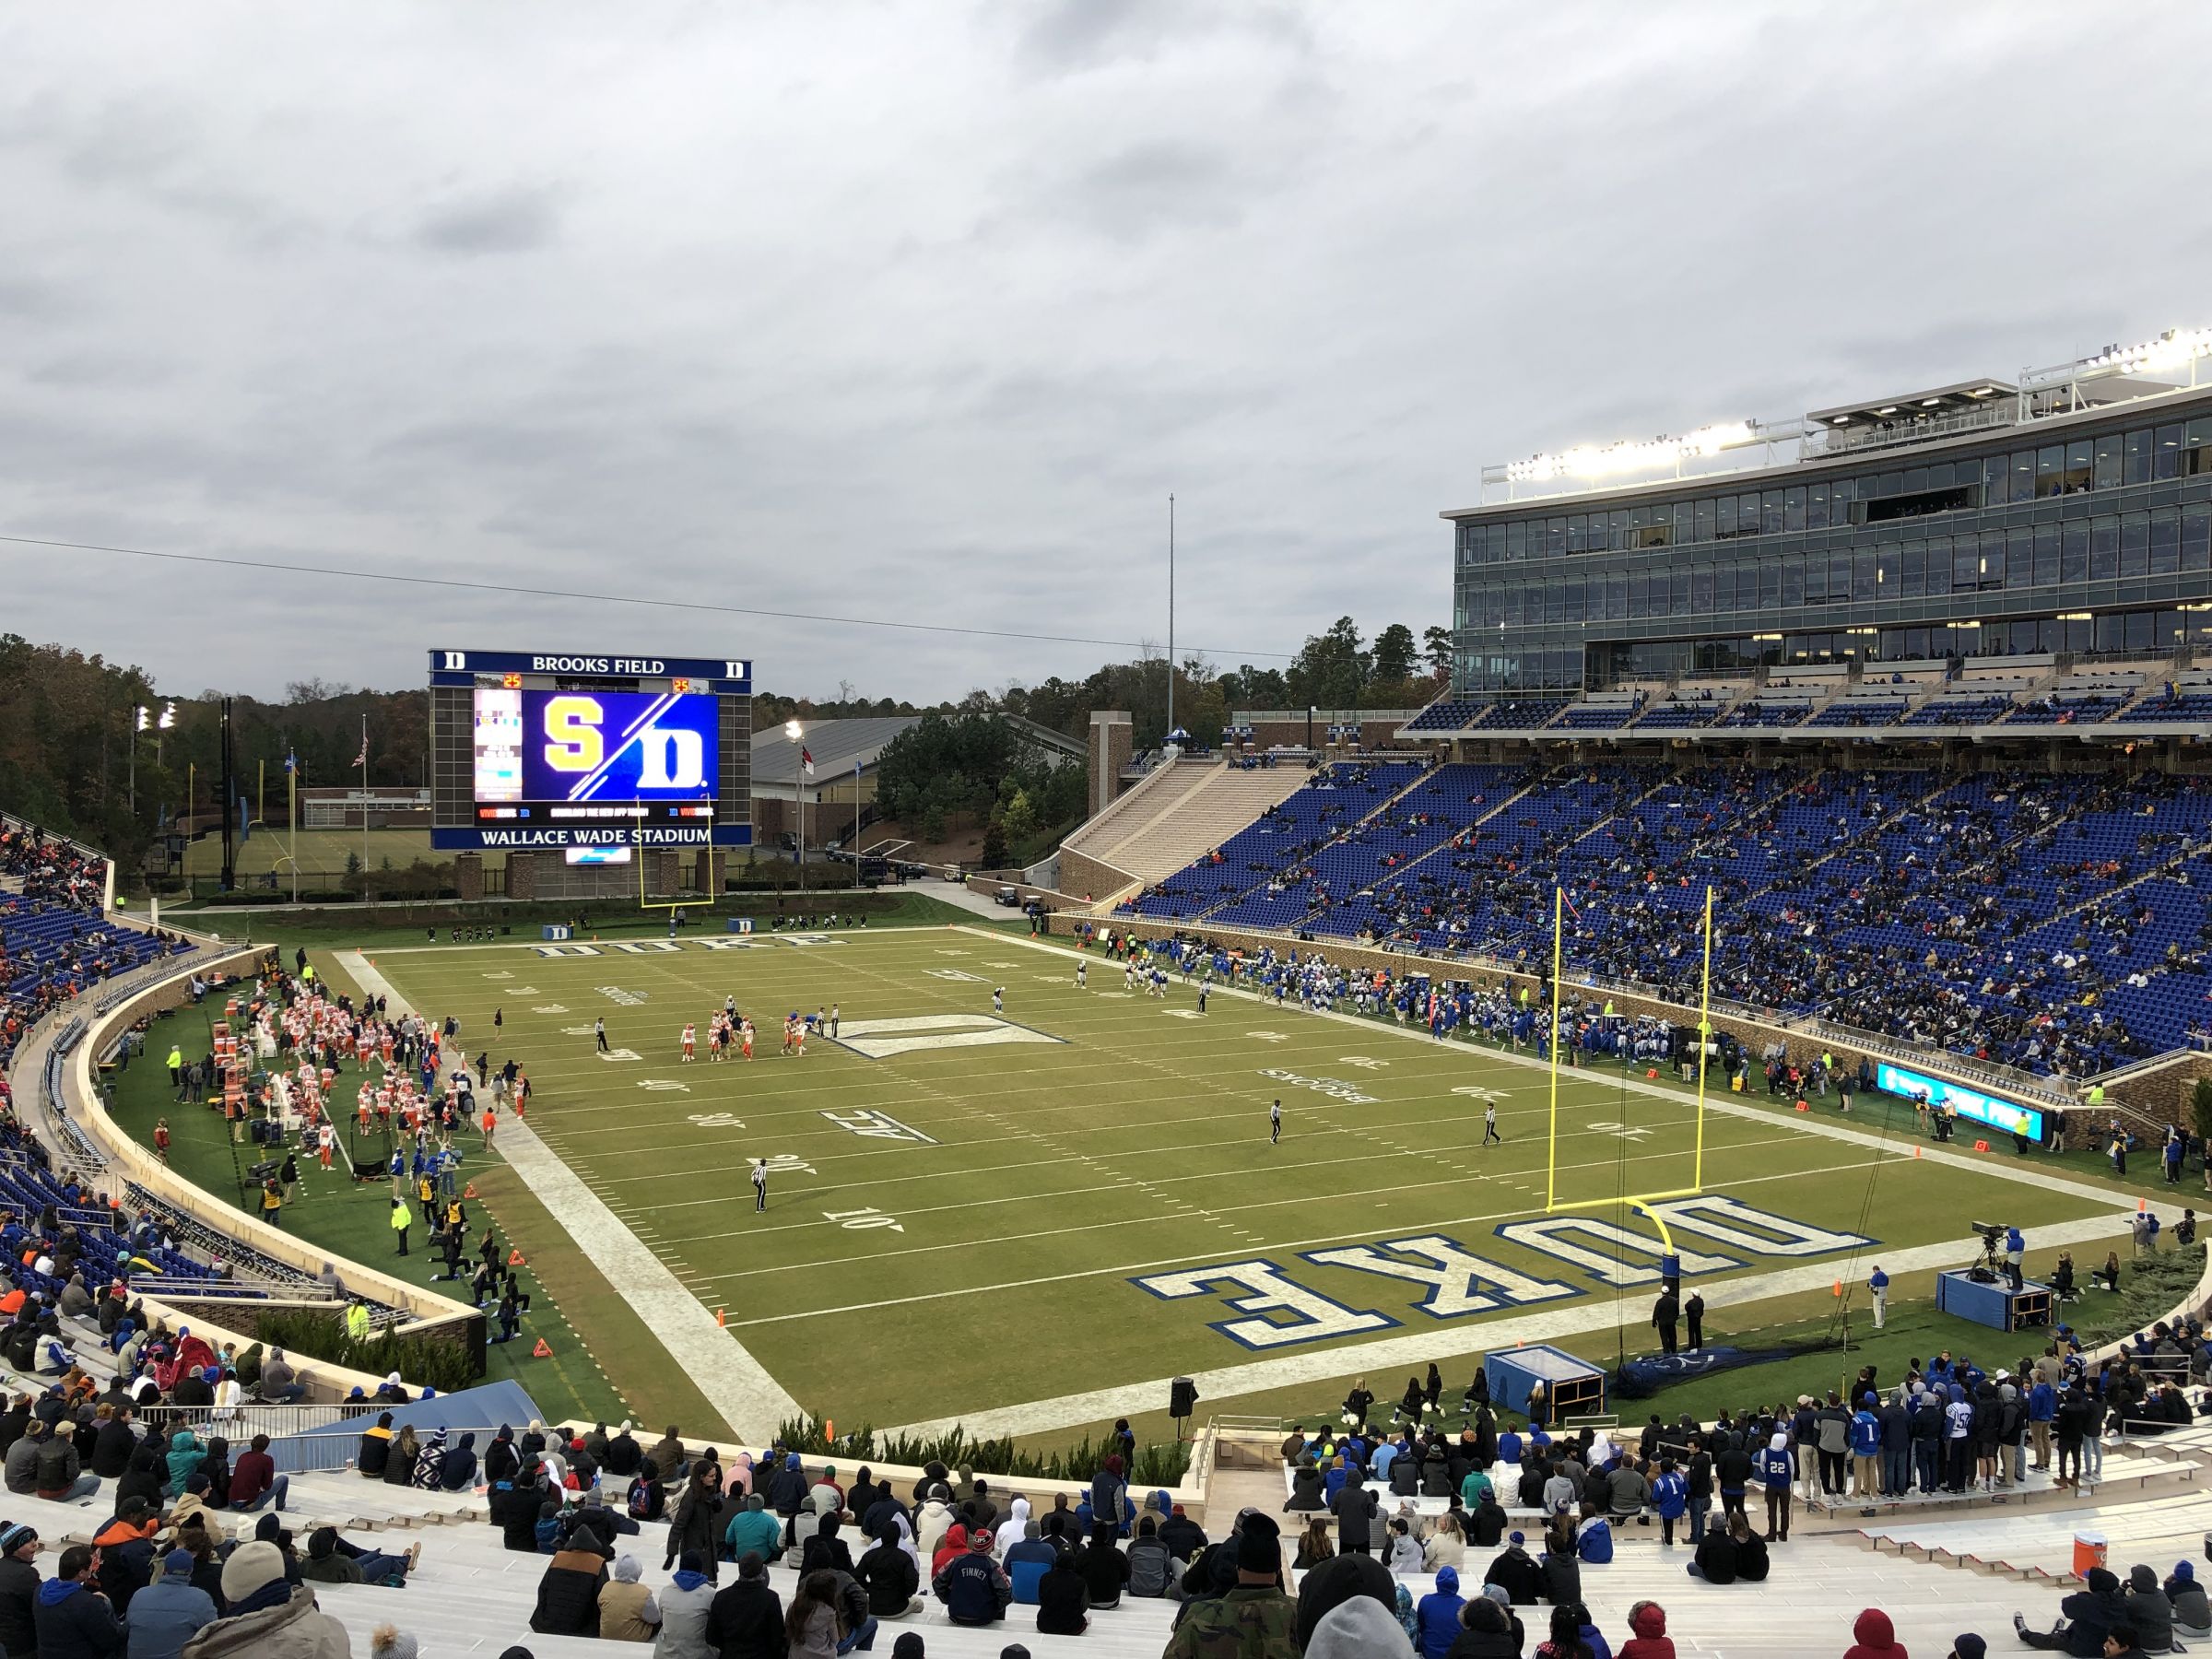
left=463, top=1182, right=478, bottom=1200
left=715, top=1308, right=725, bottom=1328
left=531, top=1337, right=552, bottom=1358
left=509, top=1249, right=526, bottom=1266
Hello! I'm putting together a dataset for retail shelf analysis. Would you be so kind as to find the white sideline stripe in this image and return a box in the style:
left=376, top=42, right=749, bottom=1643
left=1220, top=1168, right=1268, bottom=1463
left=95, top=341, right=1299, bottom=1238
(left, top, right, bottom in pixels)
left=872, top=924, right=2152, bottom=1440
left=883, top=1208, right=2140, bottom=1442
left=335, top=950, right=803, bottom=1441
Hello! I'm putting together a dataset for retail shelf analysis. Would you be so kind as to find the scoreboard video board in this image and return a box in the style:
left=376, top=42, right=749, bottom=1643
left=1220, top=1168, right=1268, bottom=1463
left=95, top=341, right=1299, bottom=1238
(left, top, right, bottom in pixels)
left=428, top=649, right=752, bottom=851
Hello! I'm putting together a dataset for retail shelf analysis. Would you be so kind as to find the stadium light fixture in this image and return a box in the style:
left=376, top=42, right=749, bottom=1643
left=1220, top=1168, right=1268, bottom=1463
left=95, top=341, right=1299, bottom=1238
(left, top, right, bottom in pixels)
left=157, top=701, right=177, bottom=730
left=2089, top=326, right=2212, bottom=376
left=1502, top=419, right=1755, bottom=485
left=135, top=705, right=150, bottom=733
left=783, top=719, right=801, bottom=740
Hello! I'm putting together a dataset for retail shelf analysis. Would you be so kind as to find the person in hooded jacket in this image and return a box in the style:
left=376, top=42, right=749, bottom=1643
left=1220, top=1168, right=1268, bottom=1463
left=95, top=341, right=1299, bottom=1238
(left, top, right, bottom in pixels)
left=1415, top=1565, right=1466, bottom=1659
left=1088, top=1456, right=1128, bottom=1538
left=665, top=1469, right=724, bottom=1584
left=1841, top=1607, right=1908, bottom=1659
left=1034, top=1553, right=1088, bottom=1636
left=531, top=1525, right=609, bottom=1636
left=853, top=1529, right=919, bottom=1622
left=796, top=1516, right=851, bottom=1580
left=1285, top=1463, right=1325, bottom=1512
left=0, top=1522, right=40, bottom=1659
left=90, top=1503, right=160, bottom=1616
left=765, top=1457, right=808, bottom=1551
left=724, top=1496, right=782, bottom=1566
left=2167, top=1559, right=2211, bottom=1636
left=2016, top=1567, right=2127, bottom=1654
left=2120, top=1564, right=2174, bottom=1655
left=931, top=1531, right=1009, bottom=1627
left=656, top=1548, right=716, bottom=1659
left=703, top=1552, right=784, bottom=1659
left=1618, top=1599, right=1675, bottom=1659
left=435, top=1433, right=477, bottom=1493
left=1449, top=1594, right=1523, bottom=1659
left=493, top=1460, right=549, bottom=1553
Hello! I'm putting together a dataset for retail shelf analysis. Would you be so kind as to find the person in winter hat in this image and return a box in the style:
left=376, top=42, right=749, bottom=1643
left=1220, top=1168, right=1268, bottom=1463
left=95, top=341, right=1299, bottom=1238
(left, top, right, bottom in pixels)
left=1841, top=1607, right=1908, bottom=1659
left=2166, top=1560, right=2211, bottom=1635
left=1305, top=1591, right=1414, bottom=1659
left=1618, top=1600, right=1676, bottom=1659
left=1946, top=1637, right=1987, bottom=1659
left=1450, top=1594, right=1523, bottom=1659
left=179, top=1539, right=349, bottom=1659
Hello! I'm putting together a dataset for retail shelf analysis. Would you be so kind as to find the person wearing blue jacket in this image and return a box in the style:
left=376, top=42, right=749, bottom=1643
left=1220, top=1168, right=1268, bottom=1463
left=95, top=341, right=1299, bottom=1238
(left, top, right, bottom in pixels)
left=2028, top=1376, right=2058, bottom=1473
left=1415, top=1565, right=1465, bottom=1659
left=1650, top=1459, right=1688, bottom=1547
left=122, top=1549, right=214, bottom=1659
left=1577, top=1516, right=1614, bottom=1565
left=1849, top=1404, right=1884, bottom=1498
left=1753, top=1431, right=1792, bottom=1543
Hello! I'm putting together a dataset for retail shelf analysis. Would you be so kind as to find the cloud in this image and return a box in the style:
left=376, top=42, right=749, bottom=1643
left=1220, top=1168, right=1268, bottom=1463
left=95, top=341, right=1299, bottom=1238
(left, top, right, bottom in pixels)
left=0, top=2, right=2209, bottom=709
left=412, top=185, right=565, bottom=255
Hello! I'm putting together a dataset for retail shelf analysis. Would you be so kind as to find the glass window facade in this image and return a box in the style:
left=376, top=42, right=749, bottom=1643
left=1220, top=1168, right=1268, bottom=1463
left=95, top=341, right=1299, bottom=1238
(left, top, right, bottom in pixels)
left=1450, top=394, right=2212, bottom=692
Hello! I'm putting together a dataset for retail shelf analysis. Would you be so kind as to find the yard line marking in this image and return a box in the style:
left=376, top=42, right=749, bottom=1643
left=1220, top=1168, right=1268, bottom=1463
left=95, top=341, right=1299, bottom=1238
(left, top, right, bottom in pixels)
left=337, top=948, right=801, bottom=1440
left=703, top=1148, right=1912, bottom=1298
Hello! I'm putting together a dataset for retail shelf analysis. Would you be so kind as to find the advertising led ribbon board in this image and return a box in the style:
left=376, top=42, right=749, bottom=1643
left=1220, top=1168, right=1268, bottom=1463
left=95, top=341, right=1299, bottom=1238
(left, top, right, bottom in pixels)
left=1873, top=1062, right=2044, bottom=1142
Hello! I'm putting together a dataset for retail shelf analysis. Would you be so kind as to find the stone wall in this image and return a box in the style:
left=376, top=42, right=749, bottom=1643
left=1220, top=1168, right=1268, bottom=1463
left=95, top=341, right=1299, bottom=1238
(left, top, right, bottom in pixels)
left=1057, top=846, right=1134, bottom=905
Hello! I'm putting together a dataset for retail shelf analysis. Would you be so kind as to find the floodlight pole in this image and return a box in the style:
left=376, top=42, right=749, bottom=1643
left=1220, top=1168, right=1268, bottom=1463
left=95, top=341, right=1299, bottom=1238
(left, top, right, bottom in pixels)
left=1167, top=494, right=1175, bottom=745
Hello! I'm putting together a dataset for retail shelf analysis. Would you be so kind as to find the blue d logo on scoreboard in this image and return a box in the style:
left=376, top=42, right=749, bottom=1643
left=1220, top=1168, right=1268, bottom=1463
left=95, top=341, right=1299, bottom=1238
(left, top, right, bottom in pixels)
left=522, top=691, right=719, bottom=803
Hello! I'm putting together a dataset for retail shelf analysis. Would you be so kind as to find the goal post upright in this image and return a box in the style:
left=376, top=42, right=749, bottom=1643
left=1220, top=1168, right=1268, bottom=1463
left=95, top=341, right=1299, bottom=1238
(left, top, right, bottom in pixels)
left=1544, top=885, right=1563, bottom=1212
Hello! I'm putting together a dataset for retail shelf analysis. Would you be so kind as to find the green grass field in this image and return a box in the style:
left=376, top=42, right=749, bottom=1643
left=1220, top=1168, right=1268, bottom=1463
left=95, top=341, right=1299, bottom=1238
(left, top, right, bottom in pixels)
left=321, top=924, right=2140, bottom=1448
left=182, top=828, right=445, bottom=880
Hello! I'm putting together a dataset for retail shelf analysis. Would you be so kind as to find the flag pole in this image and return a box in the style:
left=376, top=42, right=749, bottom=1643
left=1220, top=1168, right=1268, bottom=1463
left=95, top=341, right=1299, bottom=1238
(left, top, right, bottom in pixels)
left=360, top=712, right=370, bottom=896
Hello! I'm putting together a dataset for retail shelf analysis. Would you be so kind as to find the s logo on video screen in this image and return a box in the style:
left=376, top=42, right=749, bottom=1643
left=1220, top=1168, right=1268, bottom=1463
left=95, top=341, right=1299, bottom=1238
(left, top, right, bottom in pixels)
left=519, top=691, right=719, bottom=802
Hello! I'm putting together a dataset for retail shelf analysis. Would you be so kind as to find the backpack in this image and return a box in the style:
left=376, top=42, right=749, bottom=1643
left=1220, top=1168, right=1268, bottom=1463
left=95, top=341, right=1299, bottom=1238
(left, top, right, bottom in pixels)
left=628, top=1479, right=659, bottom=1520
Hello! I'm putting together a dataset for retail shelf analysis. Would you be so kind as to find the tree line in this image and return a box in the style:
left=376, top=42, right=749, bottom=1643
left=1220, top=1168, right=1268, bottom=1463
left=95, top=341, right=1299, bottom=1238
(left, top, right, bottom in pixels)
left=0, top=613, right=1448, bottom=874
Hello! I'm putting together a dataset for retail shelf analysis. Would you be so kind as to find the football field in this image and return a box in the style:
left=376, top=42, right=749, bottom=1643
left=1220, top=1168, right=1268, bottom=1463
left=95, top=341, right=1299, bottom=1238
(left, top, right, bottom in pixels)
left=354, top=924, right=2134, bottom=1444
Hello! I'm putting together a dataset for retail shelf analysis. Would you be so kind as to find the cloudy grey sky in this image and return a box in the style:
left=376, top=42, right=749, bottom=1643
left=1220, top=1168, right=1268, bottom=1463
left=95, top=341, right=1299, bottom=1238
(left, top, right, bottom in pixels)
left=6, top=1, right=2210, bottom=702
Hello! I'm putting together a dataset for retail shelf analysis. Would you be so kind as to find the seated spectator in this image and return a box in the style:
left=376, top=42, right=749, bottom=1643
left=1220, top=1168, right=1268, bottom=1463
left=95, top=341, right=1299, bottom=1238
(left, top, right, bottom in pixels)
left=2017, top=1566, right=2124, bottom=1651
left=932, top=1529, right=1008, bottom=1627
left=193, top=1537, right=349, bottom=1655
left=1451, top=1593, right=1524, bottom=1659
left=1171, top=1514, right=1293, bottom=1658
left=1416, top=1566, right=1465, bottom=1659
left=723, top=1495, right=782, bottom=1564
left=1688, top=1519, right=1737, bottom=1585
left=1484, top=1530, right=1543, bottom=1604
left=797, top=1515, right=852, bottom=1579
left=2120, top=1565, right=2174, bottom=1654
left=1533, top=1603, right=1598, bottom=1659
left=1127, top=1516, right=1179, bottom=1599
left=856, top=1524, right=923, bottom=1621
left=124, top=1548, right=216, bottom=1659
left=703, top=1554, right=782, bottom=1657
left=301, top=1526, right=415, bottom=1587
left=530, top=1525, right=608, bottom=1636
left=1385, top=1516, right=1424, bottom=1574
left=1618, top=1600, right=1674, bottom=1659
left=356, top=1413, right=394, bottom=1479
left=35, top=1546, right=123, bottom=1659
left=599, top=1556, right=662, bottom=1644
left=228, top=1436, right=286, bottom=1514
left=1035, top=1554, right=1088, bottom=1636
left=1842, top=1609, right=1907, bottom=1659
left=657, top=1550, right=714, bottom=1659
left=2168, top=1560, right=2211, bottom=1636
left=1074, top=1527, right=1128, bottom=1610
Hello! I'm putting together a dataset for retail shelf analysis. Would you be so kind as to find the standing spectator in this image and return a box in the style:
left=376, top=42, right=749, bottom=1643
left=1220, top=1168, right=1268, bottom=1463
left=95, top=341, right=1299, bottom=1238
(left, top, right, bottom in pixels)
left=1758, top=1432, right=1793, bottom=1542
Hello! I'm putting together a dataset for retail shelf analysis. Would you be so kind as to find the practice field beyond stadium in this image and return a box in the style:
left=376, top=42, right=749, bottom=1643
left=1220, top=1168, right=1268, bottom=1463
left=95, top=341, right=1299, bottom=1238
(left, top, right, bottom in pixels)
left=357, top=925, right=2136, bottom=1441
